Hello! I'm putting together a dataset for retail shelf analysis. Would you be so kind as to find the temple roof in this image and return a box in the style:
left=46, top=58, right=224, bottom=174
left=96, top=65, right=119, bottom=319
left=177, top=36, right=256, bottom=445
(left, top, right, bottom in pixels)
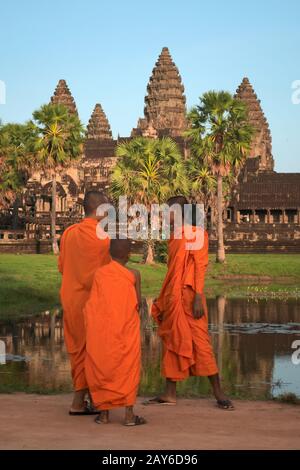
left=50, top=79, right=78, bottom=116
left=86, top=103, right=113, bottom=140
left=235, top=172, right=300, bottom=209
left=133, top=47, right=186, bottom=137
left=83, top=134, right=186, bottom=160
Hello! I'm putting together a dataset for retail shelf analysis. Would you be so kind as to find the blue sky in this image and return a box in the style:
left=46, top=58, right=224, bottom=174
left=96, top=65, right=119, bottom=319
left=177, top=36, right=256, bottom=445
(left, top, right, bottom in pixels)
left=0, top=0, right=300, bottom=172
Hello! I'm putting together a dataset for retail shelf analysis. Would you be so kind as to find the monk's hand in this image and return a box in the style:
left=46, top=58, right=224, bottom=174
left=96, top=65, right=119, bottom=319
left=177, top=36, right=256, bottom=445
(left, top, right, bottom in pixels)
left=193, top=293, right=205, bottom=320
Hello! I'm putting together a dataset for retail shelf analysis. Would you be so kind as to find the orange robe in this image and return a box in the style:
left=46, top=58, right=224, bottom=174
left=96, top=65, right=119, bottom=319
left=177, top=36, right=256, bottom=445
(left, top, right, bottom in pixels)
left=58, top=218, right=110, bottom=391
left=152, top=226, right=218, bottom=380
left=84, top=260, right=141, bottom=410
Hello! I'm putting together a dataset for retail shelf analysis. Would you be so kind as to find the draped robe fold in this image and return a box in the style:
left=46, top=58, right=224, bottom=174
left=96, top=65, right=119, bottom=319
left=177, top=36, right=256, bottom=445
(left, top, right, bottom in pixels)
left=84, top=260, right=141, bottom=410
left=152, top=227, right=218, bottom=380
left=58, top=218, right=110, bottom=390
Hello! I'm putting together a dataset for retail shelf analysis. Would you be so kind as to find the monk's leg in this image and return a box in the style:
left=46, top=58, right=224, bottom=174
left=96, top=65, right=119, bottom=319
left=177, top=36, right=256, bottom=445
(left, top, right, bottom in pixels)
left=208, top=374, right=227, bottom=401
left=95, top=410, right=110, bottom=424
left=124, top=406, right=146, bottom=426
left=208, top=373, right=234, bottom=409
left=125, top=405, right=135, bottom=424
left=70, top=388, right=88, bottom=412
left=162, top=379, right=177, bottom=402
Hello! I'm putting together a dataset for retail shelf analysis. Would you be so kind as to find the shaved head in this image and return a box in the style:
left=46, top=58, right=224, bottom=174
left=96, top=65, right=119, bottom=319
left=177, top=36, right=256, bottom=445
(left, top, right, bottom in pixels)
left=167, top=195, right=189, bottom=216
left=83, top=191, right=108, bottom=216
left=110, top=238, right=131, bottom=262
left=167, top=195, right=188, bottom=208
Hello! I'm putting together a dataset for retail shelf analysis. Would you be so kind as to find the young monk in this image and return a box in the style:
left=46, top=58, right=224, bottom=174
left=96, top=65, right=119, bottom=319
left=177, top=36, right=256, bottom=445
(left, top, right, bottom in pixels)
left=145, top=196, right=234, bottom=410
left=58, top=191, right=111, bottom=415
left=84, top=238, right=146, bottom=426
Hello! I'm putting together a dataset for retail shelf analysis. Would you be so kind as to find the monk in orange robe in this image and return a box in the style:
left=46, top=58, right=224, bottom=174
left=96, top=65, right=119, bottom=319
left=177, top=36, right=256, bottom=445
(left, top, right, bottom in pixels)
left=146, top=196, right=234, bottom=410
left=58, top=191, right=111, bottom=415
left=84, top=239, right=146, bottom=426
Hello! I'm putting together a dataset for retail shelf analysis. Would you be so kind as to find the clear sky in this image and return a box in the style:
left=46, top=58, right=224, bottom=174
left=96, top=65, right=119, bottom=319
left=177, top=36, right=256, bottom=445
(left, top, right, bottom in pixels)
left=0, top=0, right=300, bottom=172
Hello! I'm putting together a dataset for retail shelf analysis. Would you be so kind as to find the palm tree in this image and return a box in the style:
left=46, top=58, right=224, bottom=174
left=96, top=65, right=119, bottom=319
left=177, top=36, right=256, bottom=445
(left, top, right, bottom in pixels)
left=110, top=136, right=188, bottom=264
left=0, top=122, right=36, bottom=215
left=31, top=104, right=84, bottom=254
left=186, top=158, right=216, bottom=211
left=185, top=91, right=253, bottom=263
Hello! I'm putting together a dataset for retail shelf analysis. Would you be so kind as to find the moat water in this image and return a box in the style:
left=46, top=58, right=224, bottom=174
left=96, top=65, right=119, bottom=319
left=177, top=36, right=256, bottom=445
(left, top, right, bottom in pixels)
left=1, top=297, right=300, bottom=399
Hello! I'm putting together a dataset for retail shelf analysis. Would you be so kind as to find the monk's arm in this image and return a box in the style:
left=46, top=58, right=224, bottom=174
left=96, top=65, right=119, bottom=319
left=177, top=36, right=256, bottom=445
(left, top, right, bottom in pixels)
left=192, top=232, right=209, bottom=319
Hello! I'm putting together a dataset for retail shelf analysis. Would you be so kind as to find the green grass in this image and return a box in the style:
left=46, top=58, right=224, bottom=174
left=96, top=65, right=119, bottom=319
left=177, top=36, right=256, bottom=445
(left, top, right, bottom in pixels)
left=208, top=253, right=300, bottom=278
left=0, top=254, right=61, bottom=318
left=128, top=255, right=167, bottom=295
left=0, top=253, right=300, bottom=318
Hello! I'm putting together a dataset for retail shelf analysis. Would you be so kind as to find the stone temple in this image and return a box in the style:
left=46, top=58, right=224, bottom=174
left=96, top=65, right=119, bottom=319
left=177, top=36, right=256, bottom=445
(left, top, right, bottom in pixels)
left=0, top=47, right=299, bottom=253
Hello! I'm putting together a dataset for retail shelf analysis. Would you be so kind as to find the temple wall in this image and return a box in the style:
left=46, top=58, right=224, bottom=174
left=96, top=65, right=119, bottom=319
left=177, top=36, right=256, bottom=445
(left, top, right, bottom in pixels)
left=0, top=237, right=51, bottom=254
left=209, top=223, right=300, bottom=254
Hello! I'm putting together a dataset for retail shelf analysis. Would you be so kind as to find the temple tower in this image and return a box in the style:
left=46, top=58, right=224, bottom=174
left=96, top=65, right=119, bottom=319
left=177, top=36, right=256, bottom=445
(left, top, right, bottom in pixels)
left=132, top=47, right=187, bottom=137
left=50, top=79, right=78, bottom=116
left=235, top=77, right=274, bottom=172
left=86, top=103, right=113, bottom=140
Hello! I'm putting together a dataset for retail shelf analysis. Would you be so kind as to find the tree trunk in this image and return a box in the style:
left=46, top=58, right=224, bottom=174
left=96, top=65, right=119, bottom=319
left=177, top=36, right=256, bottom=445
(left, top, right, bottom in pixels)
left=143, top=239, right=155, bottom=265
left=210, top=202, right=215, bottom=231
left=51, top=174, right=59, bottom=255
left=216, top=174, right=225, bottom=263
left=12, top=195, right=20, bottom=230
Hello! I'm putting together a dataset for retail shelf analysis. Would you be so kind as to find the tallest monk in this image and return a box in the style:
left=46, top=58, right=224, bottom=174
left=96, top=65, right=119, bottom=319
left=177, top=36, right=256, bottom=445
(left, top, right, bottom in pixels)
left=58, top=191, right=111, bottom=414
left=146, top=196, right=234, bottom=410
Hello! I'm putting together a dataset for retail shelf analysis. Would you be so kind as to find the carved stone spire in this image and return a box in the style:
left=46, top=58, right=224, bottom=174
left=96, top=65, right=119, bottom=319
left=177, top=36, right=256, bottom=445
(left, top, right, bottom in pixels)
left=235, top=77, right=274, bottom=171
left=50, top=79, right=78, bottom=116
left=86, top=103, right=112, bottom=140
left=132, top=47, right=186, bottom=137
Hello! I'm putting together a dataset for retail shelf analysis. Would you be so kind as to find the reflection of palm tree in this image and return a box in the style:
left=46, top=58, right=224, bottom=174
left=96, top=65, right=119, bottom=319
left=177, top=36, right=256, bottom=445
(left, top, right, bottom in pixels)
left=49, top=309, right=59, bottom=354
left=12, top=323, right=19, bottom=355
left=139, top=296, right=164, bottom=395
left=217, top=295, right=226, bottom=372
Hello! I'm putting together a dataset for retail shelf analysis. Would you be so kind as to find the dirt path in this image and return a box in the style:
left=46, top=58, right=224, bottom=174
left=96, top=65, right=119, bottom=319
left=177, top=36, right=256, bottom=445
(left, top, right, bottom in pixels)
left=0, top=394, right=299, bottom=450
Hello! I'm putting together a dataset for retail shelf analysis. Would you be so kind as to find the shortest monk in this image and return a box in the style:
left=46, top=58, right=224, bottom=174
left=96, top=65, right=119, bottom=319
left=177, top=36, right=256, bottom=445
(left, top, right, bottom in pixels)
left=84, top=239, right=146, bottom=426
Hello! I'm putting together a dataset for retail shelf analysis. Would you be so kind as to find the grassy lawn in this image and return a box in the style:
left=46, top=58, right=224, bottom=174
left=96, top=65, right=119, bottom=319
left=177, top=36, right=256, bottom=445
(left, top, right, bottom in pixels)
left=0, top=253, right=300, bottom=318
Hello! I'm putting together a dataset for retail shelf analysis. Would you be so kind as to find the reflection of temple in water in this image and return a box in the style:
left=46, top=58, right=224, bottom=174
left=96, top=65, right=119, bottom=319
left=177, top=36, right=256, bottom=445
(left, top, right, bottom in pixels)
left=140, top=297, right=300, bottom=398
left=0, top=310, right=71, bottom=391
left=208, top=297, right=300, bottom=397
left=0, top=298, right=299, bottom=397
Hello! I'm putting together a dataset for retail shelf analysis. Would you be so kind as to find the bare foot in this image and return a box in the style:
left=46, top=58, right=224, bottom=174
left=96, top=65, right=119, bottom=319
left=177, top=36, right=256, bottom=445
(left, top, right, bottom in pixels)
left=124, top=415, right=147, bottom=426
left=69, top=403, right=99, bottom=415
left=143, top=396, right=176, bottom=405
left=216, top=398, right=234, bottom=410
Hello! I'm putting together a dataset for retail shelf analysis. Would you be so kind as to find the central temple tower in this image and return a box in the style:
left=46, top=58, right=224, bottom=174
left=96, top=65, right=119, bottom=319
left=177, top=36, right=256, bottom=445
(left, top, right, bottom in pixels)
left=132, top=47, right=187, bottom=138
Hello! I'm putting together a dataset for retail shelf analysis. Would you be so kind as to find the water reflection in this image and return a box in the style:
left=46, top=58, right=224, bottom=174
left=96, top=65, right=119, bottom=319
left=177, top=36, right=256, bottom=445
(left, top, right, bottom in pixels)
left=0, top=298, right=300, bottom=399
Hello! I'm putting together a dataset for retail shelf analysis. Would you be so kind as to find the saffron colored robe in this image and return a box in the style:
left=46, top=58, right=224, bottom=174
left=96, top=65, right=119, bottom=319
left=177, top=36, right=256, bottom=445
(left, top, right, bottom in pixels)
left=84, top=260, right=141, bottom=410
left=152, top=226, right=218, bottom=380
left=58, top=218, right=110, bottom=390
